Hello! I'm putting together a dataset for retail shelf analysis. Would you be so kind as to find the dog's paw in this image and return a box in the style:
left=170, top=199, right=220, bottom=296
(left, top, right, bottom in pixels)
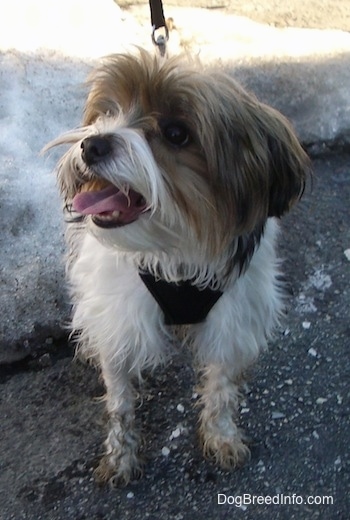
left=200, top=431, right=250, bottom=470
left=94, top=424, right=143, bottom=487
left=94, top=453, right=144, bottom=487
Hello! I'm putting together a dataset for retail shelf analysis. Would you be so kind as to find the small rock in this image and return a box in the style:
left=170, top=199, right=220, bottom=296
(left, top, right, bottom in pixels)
left=170, top=428, right=181, bottom=440
left=271, top=411, right=285, bottom=420
left=334, top=456, right=342, bottom=466
left=161, top=446, right=170, bottom=457
left=38, top=353, right=52, bottom=367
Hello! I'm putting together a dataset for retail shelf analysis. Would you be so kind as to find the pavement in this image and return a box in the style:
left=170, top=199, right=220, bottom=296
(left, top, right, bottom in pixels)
left=1, top=1, right=350, bottom=519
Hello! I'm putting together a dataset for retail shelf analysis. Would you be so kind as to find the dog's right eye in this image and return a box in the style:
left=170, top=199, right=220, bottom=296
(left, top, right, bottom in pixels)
left=162, top=122, right=191, bottom=147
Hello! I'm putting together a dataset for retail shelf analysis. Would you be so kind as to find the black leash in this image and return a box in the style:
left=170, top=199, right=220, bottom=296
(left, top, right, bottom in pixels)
left=149, top=0, right=169, bottom=56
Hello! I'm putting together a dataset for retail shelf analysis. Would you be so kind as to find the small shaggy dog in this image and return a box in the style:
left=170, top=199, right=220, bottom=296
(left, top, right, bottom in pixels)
left=46, top=50, right=310, bottom=486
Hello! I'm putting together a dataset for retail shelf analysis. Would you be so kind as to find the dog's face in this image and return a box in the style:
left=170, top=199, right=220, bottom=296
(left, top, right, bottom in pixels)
left=48, top=51, right=309, bottom=258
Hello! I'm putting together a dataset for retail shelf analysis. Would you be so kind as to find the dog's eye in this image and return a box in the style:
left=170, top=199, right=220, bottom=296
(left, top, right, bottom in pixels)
left=162, top=122, right=190, bottom=147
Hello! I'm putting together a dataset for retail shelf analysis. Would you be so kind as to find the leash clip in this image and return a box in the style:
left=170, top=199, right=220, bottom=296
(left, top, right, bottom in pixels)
left=149, top=0, right=169, bottom=57
left=151, top=25, right=169, bottom=57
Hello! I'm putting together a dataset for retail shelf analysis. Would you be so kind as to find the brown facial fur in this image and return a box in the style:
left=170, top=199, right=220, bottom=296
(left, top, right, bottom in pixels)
left=83, top=51, right=310, bottom=242
left=49, top=50, right=310, bottom=258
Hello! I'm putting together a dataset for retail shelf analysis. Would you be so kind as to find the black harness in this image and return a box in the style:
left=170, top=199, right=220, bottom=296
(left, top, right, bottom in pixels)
left=139, top=271, right=223, bottom=325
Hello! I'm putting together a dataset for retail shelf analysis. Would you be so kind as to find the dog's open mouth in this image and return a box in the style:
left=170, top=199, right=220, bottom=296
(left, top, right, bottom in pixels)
left=72, top=182, right=148, bottom=228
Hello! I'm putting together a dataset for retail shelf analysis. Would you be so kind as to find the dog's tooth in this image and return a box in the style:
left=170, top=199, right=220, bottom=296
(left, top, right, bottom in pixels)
left=93, top=210, right=120, bottom=223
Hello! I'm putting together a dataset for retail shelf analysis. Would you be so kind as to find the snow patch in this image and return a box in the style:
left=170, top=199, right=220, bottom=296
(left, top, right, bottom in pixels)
left=295, top=294, right=317, bottom=314
left=295, top=267, right=332, bottom=316
left=308, top=269, right=332, bottom=292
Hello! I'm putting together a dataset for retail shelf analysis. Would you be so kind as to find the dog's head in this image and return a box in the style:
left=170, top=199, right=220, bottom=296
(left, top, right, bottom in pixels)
left=46, top=50, right=310, bottom=259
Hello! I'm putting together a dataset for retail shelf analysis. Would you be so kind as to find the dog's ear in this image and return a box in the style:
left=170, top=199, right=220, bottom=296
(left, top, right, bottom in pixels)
left=261, top=105, right=311, bottom=218
left=204, top=85, right=311, bottom=234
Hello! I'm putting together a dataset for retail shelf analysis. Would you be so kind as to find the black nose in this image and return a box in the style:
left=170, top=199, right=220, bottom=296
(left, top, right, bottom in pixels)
left=81, top=136, right=112, bottom=165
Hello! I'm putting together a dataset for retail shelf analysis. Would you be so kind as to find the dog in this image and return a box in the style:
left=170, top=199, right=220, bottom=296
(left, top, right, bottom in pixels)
left=45, top=49, right=310, bottom=486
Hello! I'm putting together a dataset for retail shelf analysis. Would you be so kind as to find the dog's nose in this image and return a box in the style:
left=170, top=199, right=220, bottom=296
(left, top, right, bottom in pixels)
left=81, top=136, right=112, bottom=165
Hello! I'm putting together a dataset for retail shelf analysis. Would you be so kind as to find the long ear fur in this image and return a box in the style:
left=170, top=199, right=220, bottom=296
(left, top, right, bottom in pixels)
left=201, top=71, right=311, bottom=233
left=259, top=104, right=310, bottom=218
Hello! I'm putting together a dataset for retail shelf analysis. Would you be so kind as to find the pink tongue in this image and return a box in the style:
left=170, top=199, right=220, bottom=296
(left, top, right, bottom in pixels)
left=72, top=185, right=144, bottom=215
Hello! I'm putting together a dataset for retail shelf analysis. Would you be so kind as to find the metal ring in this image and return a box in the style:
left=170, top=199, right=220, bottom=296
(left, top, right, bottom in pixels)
left=151, top=24, right=169, bottom=46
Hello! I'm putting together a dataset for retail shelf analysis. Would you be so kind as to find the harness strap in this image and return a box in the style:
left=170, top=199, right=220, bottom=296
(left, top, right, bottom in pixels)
left=139, top=270, right=223, bottom=325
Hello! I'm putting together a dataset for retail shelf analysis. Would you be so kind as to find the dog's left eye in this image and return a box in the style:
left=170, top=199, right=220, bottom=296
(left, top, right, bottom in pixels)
left=162, top=122, right=190, bottom=147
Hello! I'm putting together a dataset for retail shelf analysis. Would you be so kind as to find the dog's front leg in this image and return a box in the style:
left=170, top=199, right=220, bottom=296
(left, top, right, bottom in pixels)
left=197, top=363, right=250, bottom=469
left=94, top=361, right=142, bottom=487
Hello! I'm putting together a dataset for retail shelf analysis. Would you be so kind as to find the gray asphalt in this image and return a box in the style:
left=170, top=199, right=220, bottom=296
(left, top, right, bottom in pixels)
left=1, top=151, right=349, bottom=519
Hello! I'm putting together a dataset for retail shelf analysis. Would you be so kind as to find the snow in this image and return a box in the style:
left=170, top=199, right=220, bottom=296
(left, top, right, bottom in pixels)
left=1, top=0, right=350, bottom=361
left=0, top=52, right=78, bottom=356
left=0, top=0, right=147, bottom=58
